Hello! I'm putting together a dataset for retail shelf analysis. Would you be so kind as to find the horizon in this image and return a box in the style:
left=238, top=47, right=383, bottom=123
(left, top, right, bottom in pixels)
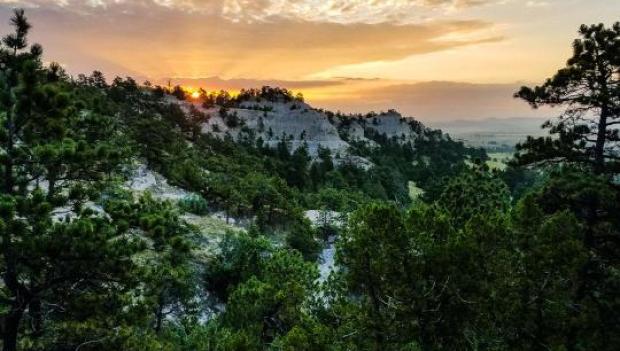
left=1, top=0, right=618, bottom=122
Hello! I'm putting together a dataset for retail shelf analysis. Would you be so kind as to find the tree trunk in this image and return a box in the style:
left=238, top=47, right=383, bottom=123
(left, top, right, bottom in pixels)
left=565, top=260, right=593, bottom=351
left=534, top=290, right=547, bottom=349
left=2, top=227, right=21, bottom=351
left=46, top=167, right=58, bottom=202
left=3, top=115, right=14, bottom=195
left=2, top=249, right=29, bottom=351
left=154, top=293, right=166, bottom=335
left=593, top=106, right=608, bottom=174
left=364, top=253, right=384, bottom=351
left=154, top=304, right=163, bottom=335
left=3, top=306, right=24, bottom=351
left=3, top=156, right=13, bottom=195
left=28, top=298, right=43, bottom=337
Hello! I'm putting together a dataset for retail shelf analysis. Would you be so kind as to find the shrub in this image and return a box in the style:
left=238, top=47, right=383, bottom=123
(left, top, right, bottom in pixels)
left=178, top=194, right=209, bottom=215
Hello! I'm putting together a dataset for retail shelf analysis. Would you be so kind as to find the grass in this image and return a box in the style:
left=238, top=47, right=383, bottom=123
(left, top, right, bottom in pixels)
left=182, top=213, right=245, bottom=260
left=486, top=152, right=513, bottom=171
left=184, top=213, right=244, bottom=236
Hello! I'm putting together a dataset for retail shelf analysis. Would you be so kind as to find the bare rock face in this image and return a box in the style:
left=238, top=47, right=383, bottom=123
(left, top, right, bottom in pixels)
left=368, top=111, right=420, bottom=141
left=237, top=101, right=350, bottom=156
left=179, top=97, right=427, bottom=169
left=126, top=164, right=190, bottom=201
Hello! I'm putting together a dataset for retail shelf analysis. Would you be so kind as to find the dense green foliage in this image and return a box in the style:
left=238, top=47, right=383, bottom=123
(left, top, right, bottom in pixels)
left=0, top=10, right=618, bottom=351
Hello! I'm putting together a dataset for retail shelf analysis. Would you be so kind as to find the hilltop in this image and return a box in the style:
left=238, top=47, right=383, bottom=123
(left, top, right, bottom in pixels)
left=167, top=86, right=449, bottom=166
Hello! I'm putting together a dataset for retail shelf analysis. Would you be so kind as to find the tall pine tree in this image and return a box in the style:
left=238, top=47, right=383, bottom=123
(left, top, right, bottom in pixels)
left=515, top=23, right=620, bottom=175
left=0, top=10, right=139, bottom=350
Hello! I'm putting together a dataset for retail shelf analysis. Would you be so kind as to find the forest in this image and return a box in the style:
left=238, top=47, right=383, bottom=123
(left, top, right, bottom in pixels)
left=0, top=9, right=619, bottom=351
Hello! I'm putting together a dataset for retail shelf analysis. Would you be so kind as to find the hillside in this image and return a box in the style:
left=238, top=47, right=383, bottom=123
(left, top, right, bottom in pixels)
left=40, top=83, right=481, bottom=339
left=130, top=85, right=480, bottom=227
left=172, top=90, right=430, bottom=162
left=123, top=92, right=452, bottom=290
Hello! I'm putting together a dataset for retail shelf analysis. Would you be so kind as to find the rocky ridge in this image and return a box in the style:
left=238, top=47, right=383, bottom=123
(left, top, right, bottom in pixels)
left=175, top=96, right=428, bottom=161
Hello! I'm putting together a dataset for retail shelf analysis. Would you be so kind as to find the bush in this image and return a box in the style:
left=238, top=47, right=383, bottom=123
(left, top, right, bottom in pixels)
left=285, top=219, right=321, bottom=261
left=178, top=194, right=209, bottom=215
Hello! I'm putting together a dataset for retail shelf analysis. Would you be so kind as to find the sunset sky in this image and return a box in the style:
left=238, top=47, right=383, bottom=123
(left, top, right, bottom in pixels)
left=0, top=0, right=618, bottom=123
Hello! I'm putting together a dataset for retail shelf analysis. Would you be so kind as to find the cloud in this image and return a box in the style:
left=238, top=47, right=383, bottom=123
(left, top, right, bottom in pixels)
left=216, top=0, right=503, bottom=24
left=0, top=2, right=500, bottom=79
left=525, top=1, right=550, bottom=7
left=164, top=76, right=345, bottom=91
left=0, top=0, right=504, bottom=24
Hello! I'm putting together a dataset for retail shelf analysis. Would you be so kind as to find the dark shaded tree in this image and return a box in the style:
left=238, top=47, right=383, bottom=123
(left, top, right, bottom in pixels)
left=515, top=23, right=620, bottom=175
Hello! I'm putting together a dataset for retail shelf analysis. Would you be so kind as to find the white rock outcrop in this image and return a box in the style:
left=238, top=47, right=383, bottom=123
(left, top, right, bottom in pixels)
left=179, top=98, right=426, bottom=167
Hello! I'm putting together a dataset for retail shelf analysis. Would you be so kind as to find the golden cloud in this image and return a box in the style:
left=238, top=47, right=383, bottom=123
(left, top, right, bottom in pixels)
left=0, top=2, right=500, bottom=80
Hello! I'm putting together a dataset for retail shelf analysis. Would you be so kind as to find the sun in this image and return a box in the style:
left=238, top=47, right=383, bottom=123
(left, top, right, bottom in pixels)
left=190, top=91, right=200, bottom=99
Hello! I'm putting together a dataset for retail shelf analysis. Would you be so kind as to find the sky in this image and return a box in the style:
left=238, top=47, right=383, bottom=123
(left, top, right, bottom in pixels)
left=0, top=0, right=618, bottom=123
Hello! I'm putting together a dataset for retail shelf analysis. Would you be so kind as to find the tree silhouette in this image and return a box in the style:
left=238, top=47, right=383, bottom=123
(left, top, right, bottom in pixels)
left=515, top=23, right=620, bottom=175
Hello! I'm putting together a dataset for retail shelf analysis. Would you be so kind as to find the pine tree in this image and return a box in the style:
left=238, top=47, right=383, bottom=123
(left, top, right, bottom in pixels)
left=104, top=194, right=195, bottom=335
left=515, top=23, right=620, bottom=175
left=337, top=203, right=409, bottom=350
left=0, top=10, right=137, bottom=350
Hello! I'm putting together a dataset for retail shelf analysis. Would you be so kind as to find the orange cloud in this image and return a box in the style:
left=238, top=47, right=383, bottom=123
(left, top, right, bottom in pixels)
left=0, top=3, right=499, bottom=80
